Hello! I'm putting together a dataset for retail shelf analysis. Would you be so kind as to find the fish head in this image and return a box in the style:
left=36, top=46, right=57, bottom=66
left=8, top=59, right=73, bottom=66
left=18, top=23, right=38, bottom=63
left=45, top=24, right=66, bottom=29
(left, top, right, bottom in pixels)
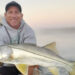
left=0, top=46, right=13, bottom=61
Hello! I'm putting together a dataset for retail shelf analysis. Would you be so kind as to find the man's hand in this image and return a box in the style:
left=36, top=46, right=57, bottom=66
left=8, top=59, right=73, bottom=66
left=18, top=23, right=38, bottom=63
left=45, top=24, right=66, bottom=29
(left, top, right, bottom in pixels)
left=28, top=65, right=39, bottom=75
left=0, top=62, right=3, bottom=66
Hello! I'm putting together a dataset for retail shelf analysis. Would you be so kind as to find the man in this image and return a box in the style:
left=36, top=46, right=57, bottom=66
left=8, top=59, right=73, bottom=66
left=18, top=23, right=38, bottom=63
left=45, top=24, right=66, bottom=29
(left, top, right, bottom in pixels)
left=0, top=1, right=37, bottom=75
left=0, top=1, right=55, bottom=75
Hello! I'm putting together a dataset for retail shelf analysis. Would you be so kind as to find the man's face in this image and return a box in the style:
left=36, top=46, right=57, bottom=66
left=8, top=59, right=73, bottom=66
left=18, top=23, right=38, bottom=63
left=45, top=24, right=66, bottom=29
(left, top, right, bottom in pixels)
left=5, top=6, right=23, bottom=29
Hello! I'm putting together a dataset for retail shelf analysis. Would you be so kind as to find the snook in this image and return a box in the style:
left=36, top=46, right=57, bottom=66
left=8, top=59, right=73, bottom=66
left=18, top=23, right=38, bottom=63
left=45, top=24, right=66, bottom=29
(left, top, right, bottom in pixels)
left=0, top=44, right=73, bottom=71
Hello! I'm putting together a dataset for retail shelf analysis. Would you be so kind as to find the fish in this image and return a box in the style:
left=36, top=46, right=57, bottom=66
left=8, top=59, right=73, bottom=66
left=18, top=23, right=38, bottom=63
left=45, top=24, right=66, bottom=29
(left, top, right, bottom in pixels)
left=0, top=43, right=74, bottom=75
left=69, top=61, right=75, bottom=75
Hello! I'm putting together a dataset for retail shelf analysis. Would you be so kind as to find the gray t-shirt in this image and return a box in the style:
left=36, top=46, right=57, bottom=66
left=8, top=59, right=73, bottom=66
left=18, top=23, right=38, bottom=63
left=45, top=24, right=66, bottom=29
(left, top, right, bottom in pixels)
left=0, top=18, right=36, bottom=45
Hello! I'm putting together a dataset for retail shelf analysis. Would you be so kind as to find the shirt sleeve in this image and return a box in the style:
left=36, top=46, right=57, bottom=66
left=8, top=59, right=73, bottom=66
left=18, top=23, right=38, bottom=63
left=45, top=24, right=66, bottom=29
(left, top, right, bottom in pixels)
left=23, top=31, right=36, bottom=45
left=0, top=27, right=8, bottom=45
left=23, top=25, right=37, bottom=45
left=0, top=31, right=5, bottom=45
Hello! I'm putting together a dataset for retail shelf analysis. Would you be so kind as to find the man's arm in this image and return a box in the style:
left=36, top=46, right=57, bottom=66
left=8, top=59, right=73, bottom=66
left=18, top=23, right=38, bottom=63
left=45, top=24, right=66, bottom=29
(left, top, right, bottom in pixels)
left=23, top=27, right=36, bottom=45
left=23, top=26, right=39, bottom=75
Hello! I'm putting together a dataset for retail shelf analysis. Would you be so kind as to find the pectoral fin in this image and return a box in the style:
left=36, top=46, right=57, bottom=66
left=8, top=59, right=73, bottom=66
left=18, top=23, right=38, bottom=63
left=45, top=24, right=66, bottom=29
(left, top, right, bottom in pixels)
left=48, top=67, right=59, bottom=75
left=15, top=64, right=28, bottom=75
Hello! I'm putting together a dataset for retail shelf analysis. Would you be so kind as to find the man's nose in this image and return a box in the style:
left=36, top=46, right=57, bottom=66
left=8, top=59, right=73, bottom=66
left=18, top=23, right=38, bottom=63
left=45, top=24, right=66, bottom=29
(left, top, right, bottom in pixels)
left=11, top=13, right=17, bottom=18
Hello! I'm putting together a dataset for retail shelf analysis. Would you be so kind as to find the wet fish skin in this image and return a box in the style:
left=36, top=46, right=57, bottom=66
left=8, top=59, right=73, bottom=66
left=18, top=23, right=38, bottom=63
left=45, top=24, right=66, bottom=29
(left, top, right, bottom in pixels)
left=0, top=44, right=73, bottom=71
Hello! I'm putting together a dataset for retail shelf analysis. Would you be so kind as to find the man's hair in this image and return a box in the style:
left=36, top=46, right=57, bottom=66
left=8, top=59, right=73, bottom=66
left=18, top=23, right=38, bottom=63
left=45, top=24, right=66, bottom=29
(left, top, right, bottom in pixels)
left=5, top=1, right=22, bottom=12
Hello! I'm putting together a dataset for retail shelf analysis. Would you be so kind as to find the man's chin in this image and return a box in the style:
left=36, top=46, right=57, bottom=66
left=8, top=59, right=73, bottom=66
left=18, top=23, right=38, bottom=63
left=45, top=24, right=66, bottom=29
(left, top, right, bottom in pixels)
left=9, top=24, right=20, bottom=29
left=9, top=24, right=17, bottom=27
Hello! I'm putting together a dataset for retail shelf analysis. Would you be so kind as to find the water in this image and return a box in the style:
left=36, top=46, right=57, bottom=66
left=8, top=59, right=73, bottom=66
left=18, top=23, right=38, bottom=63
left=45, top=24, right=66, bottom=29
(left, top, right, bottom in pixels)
left=33, top=27, right=75, bottom=61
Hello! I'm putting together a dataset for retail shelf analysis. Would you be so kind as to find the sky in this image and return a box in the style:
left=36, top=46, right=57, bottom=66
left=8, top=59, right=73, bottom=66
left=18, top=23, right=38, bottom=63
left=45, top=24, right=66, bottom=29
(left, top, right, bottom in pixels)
left=0, top=0, right=75, bottom=60
left=0, top=0, right=75, bottom=28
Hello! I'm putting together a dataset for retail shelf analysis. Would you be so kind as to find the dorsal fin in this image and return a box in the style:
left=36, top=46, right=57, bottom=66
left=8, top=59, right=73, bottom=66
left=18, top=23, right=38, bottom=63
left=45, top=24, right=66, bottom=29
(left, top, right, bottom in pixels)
left=43, top=42, right=58, bottom=54
left=15, top=42, right=58, bottom=74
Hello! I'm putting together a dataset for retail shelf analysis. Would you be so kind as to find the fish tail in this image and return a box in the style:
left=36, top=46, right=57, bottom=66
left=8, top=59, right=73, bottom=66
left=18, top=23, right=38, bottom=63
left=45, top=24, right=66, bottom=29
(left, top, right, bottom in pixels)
left=69, top=62, right=75, bottom=75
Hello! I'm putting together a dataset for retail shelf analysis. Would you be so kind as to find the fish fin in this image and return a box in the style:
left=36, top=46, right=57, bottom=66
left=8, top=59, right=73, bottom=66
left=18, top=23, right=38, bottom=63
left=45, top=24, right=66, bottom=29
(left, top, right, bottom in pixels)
left=69, top=62, right=75, bottom=75
left=15, top=64, right=28, bottom=75
left=43, top=42, right=58, bottom=54
left=48, top=67, right=59, bottom=75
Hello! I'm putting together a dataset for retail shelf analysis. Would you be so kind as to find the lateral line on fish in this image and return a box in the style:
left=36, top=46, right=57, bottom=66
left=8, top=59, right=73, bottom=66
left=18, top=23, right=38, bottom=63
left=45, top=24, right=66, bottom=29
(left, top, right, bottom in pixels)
left=9, top=46, right=72, bottom=68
